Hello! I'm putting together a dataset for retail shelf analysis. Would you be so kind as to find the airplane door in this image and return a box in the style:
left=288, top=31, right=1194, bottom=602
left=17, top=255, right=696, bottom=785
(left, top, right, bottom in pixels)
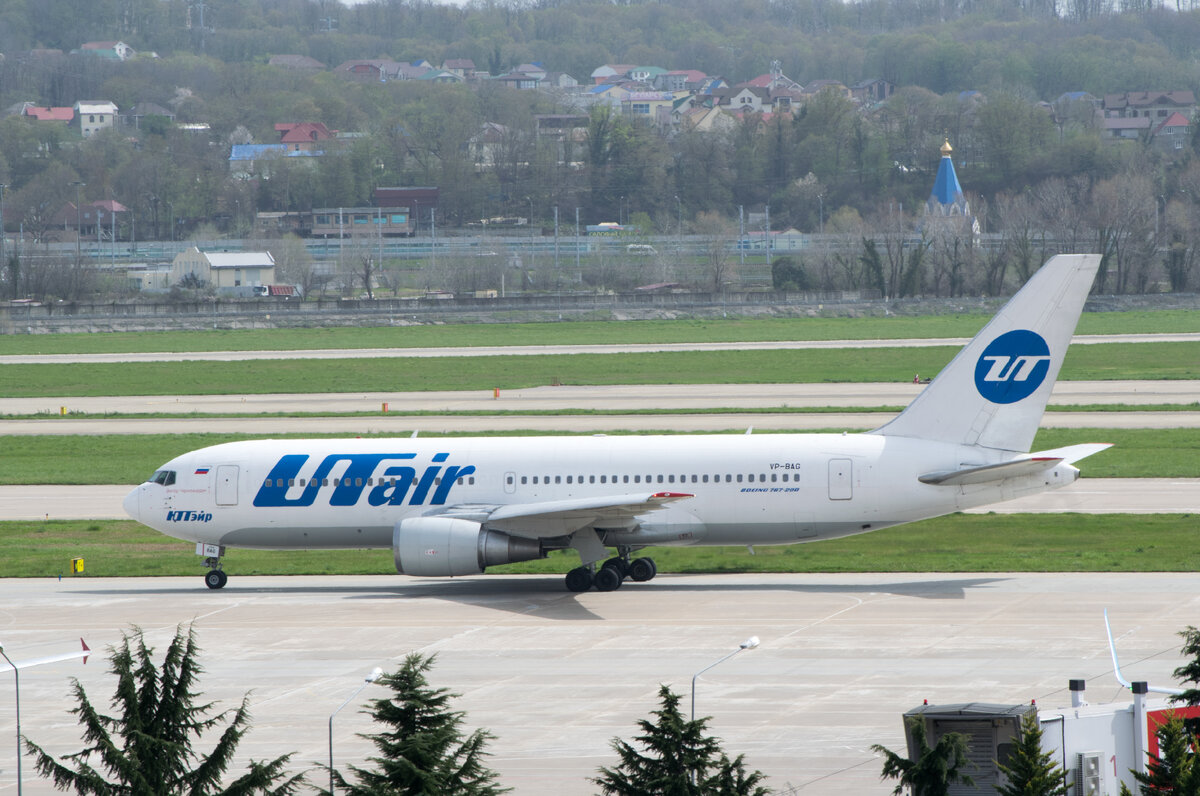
left=504, top=471, right=516, bottom=494
left=215, top=465, right=239, bottom=506
left=828, top=458, right=852, bottom=500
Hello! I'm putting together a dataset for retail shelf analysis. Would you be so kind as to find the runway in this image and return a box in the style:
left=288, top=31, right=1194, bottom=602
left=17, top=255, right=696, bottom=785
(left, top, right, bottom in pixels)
left=0, top=573, right=1192, bottom=794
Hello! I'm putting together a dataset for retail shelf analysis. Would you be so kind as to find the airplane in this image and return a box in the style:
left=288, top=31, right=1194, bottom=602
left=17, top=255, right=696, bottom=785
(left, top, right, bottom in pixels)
left=123, top=253, right=1109, bottom=593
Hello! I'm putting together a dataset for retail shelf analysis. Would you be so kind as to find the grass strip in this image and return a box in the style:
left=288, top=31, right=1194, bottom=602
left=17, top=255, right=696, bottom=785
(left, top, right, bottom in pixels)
left=2, top=428, right=1195, bottom=484
left=5, top=513, right=1195, bottom=579
left=2, top=311, right=1198, bottom=355
left=2, top=343, right=1197, bottom=398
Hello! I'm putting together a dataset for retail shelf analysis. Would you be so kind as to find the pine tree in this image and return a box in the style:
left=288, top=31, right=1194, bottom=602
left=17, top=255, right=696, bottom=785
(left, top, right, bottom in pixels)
left=25, top=624, right=304, bottom=795
left=872, top=715, right=975, bottom=796
left=592, top=684, right=770, bottom=795
left=1122, top=715, right=1200, bottom=795
left=325, top=652, right=507, bottom=795
left=994, top=710, right=1071, bottom=796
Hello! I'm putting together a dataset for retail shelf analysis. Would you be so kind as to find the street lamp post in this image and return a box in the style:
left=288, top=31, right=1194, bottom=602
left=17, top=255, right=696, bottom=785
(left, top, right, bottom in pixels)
left=328, top=667, right=383, bottom=795
left=0, top=183, right=8, bottom=274
left=690, top=636, right=759, bottom=722
left=674, top=194, right=682, bottom=251
left=0, top=644, right=21, bottom=796
left=71, top=181, right=86, bottom=262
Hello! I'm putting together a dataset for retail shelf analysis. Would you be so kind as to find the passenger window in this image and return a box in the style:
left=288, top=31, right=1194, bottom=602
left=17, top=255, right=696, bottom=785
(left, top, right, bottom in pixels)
left=600, top=475, right=607, bottom=484
left=668, top=475, right=675, bottom=483
left=771, top=474, right=777, bottom=482
left=634, top=475, right=641, bottom=483
left=506, top=475, right=513, bottom=485
left=555, top=476, right=561, bottom=484
left=521, top=476, right=528, bottom=484
left=702, top=474, right=709, bottom=483
left=623, top=475, right=629, bottom=483
left=567, top=476, right=573, bottom=484
left=469, top=477, right=475, bottom=485
left=736, top=474, right=743, bottom=483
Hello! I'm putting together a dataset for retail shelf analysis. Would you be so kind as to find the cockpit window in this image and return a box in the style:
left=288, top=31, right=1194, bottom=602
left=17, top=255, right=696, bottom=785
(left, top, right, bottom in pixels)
left=149, top=470, right=176, bottom=486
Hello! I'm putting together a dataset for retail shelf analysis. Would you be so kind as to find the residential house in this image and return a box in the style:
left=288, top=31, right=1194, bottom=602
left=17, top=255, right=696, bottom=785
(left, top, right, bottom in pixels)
left=590, top=64, right=636, bottom=84
left=334, top=59, right=407, bottom=82
left=541, top=71, right=579, bottom=90
left=851, top=78, right=894, bottom=104
left=495, top=70, right=541, bottom=90
left=769, top=87, right=804, bottom=114
left=1103, top=91, right=1196, bottom=122
left=717, top=86, right=770, bottom=114
left=534, top=114, right=588, bottom=167
left=170, top=247, right=275, bottom=290
left=514, top=63, right=547, bottom=81
left=628, top=66, right=667, bottom=85
left=583, top=83, right=632, bottom=109
left=275, top=122, right=335, bottom=152
left=75, top=41, right=135, bottom=60
left=53, top=200, right=129, bottom=242
left=416, top=69, right=462, bottom=84
left=268, top=54, right=326, bottom=71
left=658, top=70, right=706, bottom=92
left=228, top=144, right=320, bottom=178
left=468, top=122, right=510, bottom=171
left=1102, top=116, right=1151, bottom=141
left=743, top=66, right=802, bottom=92
left=74, top=101, right=118, bottom=137
left=19, top=103, right=74, bottom=123
left=1153, top=112, right=1191, bottom=152
left=622, top=91, right=676, bottom=125
left=442, top=58, right=476, bottom=79
left=803, top=80, right=851, bottom=99
left=678, top=106, right=737, bottom=134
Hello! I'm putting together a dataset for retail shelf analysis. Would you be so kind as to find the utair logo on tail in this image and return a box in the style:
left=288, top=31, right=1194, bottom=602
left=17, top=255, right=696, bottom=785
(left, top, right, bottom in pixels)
left=974, top=329, right=1051, bottom=404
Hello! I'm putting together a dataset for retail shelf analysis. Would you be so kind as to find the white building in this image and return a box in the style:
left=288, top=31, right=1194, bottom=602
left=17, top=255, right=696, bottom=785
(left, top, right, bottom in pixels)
left=170, top=247, right=276, bottom=291
left=74, top=101, right=119, bottom=137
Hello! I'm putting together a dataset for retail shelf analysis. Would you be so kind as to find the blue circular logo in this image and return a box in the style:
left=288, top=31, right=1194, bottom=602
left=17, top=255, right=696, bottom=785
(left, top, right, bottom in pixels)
left=974, top=330, right=1051, bottom=404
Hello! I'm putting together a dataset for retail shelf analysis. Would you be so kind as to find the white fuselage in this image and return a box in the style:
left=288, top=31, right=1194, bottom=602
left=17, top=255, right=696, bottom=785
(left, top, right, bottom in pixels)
left=124, top=433, right=1081, bottom=552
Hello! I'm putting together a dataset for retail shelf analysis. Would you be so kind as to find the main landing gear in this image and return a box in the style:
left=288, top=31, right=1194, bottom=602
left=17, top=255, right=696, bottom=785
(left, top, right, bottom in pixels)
left=564, top=552, right=658, bottom=593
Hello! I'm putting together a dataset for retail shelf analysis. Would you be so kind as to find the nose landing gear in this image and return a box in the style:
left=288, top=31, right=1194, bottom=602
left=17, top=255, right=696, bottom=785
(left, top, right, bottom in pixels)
left=198, top=543, right=228, bottom=590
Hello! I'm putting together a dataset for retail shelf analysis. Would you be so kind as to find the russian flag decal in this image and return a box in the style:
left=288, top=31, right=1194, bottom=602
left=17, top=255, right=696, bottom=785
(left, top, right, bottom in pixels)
left=194, top=467, right=210, bottom=475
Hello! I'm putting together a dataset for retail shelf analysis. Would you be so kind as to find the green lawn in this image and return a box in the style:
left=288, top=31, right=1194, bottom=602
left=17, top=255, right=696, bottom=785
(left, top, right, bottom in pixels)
left=5, top=513, right=1195, bottom=579
left=2, top=342, right=1197, bottom=398
left=0, top=310, right=1197, bottom=356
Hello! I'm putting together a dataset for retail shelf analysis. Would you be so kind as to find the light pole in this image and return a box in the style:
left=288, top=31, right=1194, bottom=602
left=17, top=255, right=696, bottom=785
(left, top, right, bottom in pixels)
left=818, top=194, right=824, bottom=235
left=71, top=181, right=86, bottom=262
left=328, top=666, right=383, bottom=795
left=0, top=643, right=21, bottom=796
left=691, top=636, right=759, bottom=721
left=0, top=183, right=7, bottom=273
left=674, top=194, right=682, bottom=251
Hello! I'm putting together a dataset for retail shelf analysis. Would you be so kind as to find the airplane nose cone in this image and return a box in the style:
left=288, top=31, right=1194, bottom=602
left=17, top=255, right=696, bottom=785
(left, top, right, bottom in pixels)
left=123, top=486, right=140, bottom=520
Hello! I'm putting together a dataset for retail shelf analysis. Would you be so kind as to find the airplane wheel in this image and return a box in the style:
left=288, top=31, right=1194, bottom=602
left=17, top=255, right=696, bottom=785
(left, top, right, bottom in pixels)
left=629, top=557, right=657, bottom=582
left=602, top=557, right=629, bottom=579
left=565, top=567, right=593, bottom=593
left=204, top=570, right=227, bottom=590
left=593, top=566, right=623, bottom=592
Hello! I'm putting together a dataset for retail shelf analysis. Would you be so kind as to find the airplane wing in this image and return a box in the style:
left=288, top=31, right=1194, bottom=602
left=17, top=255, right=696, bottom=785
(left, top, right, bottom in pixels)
left=431, top=491, right=695, bottom=539
left=919, top=443, right=1112, bottom=486
left=0, top=638, right=90, bottom=673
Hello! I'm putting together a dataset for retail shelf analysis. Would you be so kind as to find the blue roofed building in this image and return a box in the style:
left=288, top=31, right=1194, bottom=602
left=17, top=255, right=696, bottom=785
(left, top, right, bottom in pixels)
left=923, top=139, right=980, bottom=236
left=228, top=143, right=323, bottom=179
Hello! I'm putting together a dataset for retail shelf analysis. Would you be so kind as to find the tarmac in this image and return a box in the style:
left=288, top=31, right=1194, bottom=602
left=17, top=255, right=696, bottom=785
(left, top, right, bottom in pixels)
left=0, top=573, right=1193, bottom=795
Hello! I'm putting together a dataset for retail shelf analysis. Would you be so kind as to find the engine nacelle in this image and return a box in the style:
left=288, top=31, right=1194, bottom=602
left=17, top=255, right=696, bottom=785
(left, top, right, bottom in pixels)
left=393, top=517, right=544, bottom=577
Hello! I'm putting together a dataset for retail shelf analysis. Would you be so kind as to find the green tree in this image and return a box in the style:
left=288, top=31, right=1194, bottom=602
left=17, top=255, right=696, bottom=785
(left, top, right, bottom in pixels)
left=1120, top=715, right=1200, bottom=796
left=26, top=624, right=304, bottom=796
left=994, top=710, right=1071, bottom=796
left=325, top=652, right=507, bottom=796
left=872, top=715, right=975, bottom=796
left=592, top=684, right=770, bottom=795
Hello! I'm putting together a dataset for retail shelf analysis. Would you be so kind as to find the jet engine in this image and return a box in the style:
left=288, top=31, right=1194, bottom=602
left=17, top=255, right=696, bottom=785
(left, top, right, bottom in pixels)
left=393, top=517, right=544, bottom=577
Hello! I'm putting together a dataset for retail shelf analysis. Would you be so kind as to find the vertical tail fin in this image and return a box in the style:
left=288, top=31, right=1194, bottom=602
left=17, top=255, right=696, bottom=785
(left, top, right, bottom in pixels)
left=871, top=254, right=1101, bottom=453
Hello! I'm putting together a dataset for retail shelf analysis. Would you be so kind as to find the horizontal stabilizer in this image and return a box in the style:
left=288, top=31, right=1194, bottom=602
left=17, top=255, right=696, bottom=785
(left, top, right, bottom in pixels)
left=919, top=457, right=1062, bottom=486
left=919, top=443, right=1111, bottom=486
